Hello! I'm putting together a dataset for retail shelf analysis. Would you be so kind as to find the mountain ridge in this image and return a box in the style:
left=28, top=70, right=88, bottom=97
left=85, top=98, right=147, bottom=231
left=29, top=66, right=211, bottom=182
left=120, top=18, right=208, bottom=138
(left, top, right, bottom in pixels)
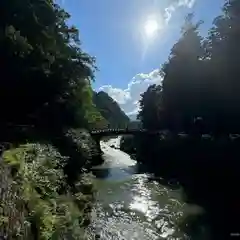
left=93, top=91, right=130, bottom=128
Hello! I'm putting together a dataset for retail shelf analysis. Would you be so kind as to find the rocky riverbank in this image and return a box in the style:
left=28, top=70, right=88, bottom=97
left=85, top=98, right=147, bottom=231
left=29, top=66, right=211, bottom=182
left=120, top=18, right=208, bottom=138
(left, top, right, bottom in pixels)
left=119, top=135, right=137, bottom=160
left=0, top=128, right=102, bottom=239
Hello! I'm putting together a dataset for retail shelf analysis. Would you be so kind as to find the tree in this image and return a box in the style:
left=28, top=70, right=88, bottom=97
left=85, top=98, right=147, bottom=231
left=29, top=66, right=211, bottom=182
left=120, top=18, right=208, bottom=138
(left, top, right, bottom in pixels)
left=93, top=91, right=130, bottom=128
left=138, top=84, right=163, bottom=130
left=82, top=86, right=109, bottom=130
left=161, top=14, right=205, bottom=133
left=205, top=0, right=240, bottom=133
left=0, top=0, right=96, bottom=132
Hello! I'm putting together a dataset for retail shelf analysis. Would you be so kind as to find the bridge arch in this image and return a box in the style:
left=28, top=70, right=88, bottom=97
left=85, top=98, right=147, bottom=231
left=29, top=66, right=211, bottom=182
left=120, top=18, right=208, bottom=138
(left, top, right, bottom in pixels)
left=90, top=128, right=160, bottom=153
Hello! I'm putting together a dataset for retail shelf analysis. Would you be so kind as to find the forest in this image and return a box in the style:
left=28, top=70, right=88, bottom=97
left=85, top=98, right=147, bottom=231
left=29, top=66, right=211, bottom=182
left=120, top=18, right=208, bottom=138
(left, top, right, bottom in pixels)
left=0, top=0, right=134, bottom=238
left=2, top=0, right=240, bottom=238
left=138, top=2, right=240, bottom=134
left=131, top=1, right=240, bottom=238
left=0, top=0, right=134, bottom=239
left=93, top=91, right=130, bottom=129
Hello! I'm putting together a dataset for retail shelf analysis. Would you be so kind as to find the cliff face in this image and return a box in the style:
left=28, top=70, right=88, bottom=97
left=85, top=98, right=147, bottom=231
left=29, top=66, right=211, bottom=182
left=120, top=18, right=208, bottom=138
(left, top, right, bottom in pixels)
left=93, top=91, right=130, bottom=128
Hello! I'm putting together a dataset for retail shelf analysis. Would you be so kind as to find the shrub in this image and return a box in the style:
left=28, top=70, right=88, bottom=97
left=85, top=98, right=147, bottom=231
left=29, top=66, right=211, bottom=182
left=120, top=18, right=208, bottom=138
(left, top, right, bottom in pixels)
left=0, top=143, right=94, bottom=239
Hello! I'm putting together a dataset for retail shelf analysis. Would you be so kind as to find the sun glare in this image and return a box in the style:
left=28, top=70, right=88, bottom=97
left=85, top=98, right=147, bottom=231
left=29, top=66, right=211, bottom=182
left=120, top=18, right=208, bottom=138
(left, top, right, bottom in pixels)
left=144, top=19, right=158, bottom=37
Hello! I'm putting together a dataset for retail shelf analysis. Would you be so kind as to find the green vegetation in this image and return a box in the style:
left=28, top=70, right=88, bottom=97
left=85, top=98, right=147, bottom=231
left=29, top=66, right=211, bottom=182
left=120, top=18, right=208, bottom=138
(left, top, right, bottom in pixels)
left=119, top=135, right=137, bottom=160
left=0, top=1, right=129, bottom=237
left=1, top=144, right=94, bottom=239
left=134, top=1, right=240, bottom=238
left=82, top=88, right=109, bottom=130
left=3, top=0, right=240, bottom=238
left=138, top=2, right=240, bottom=134
left=128, top=121, right=142, bottom=130
left=1, top=0, right=97, bottom=131
left=93, top=91, right=130, bottom=129
left=0, top=0, right=107, bottom=238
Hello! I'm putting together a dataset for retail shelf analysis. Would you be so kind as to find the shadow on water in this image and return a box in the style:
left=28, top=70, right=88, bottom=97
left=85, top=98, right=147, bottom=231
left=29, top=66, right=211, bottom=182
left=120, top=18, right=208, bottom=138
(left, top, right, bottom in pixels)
left=134, top=136, right=240, bottom=240
left=91, top=165, right=138, bottom=180
left=90, top=149, right=211, bottom=239
left=91, top=168, right=110, bottom=179
left=92, top=135, right=240, bottom=239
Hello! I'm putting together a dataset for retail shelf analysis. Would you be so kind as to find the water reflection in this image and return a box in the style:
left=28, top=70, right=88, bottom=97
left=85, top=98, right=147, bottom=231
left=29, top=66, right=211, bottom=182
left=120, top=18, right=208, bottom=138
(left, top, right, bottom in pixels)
left=91, top=168, right=110, bottom=179
left=88, top=139, right=208, bottom=240
left=92, top=165, right=138, bottom=180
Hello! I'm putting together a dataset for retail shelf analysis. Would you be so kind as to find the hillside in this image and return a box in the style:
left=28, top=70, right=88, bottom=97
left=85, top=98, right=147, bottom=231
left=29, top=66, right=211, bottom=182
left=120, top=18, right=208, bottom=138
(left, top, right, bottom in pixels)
left=128, top=114, right=137, bottom=121
left=93, top=91, right=130, bottom=128
left=128, top=120, right=142, bottom=129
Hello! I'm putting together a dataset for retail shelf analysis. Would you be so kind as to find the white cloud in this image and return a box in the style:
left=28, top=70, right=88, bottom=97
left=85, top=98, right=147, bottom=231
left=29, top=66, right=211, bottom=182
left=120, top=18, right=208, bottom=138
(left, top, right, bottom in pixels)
left=164, top=0, right=196, bottom=23
left=98, top=0, right=196, bottom=116
left=56, top=0, right=65, bottom=5
left=99, top=86, right=131, bottom=105
left=98, top=69, right=162, bottom=115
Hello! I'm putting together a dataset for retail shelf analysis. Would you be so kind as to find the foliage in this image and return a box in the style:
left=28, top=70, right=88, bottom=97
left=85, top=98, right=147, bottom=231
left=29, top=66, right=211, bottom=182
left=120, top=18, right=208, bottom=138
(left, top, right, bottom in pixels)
left=82, top=87, right=109, bottom=130
left=138, top=84, right=163, bottom=130
left=0, top=0, right=125, bottom=239
left=128, top=120, right=142, bottom=130
left=138, top=4, right=240, bottom=135
left=161, top=14, right=205, bottom=132
left=93, top=91, right=130, bottom=129
left=54, top=128, right=103, bottom=184
left=0, top=0, right=97, bottom=130
left=120, top=135, right=136, bottom=155
left=135, top=2, right=240, bottom=237
left=204, top=0, right=240, bottom=133
left=1, top=144, right=95, bottom=240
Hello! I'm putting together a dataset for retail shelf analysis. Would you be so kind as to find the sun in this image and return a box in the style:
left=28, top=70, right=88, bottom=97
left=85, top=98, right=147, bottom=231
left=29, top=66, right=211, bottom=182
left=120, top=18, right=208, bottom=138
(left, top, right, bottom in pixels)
left=144, top=19, right=158, bottom=37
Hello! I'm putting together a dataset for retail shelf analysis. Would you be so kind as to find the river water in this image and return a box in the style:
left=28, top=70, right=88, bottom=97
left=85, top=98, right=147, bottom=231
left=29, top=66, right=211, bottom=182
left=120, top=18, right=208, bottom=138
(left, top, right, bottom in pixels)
left=87, top=137, right=209, bottom=240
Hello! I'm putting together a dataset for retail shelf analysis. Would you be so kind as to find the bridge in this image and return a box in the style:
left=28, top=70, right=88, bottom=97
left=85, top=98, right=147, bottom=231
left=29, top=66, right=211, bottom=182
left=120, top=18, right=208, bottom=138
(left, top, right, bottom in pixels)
left=90, top=128, right=161, bottom=153
left=90, top=128, right=160, bottom=137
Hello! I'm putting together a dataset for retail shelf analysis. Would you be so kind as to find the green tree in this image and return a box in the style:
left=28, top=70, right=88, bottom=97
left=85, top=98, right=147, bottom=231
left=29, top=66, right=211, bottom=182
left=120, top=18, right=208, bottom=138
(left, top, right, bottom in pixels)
left=205, top=0, right=240, bottom=133
left=82, top=86, right=109, bottom=129
left=161, top=14, right=205, bottom=132
left=93, top=91, right=130, bottom=128
left=138, top=84, right=163, bottom=130
left=0, top=0, right=95, bottom=132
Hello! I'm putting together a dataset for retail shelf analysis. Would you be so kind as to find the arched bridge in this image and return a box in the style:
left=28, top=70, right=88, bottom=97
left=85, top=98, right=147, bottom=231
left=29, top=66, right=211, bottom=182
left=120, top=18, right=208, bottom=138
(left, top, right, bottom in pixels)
left=90, top=128, right=161, bottom=137
left=90, top=128, right=161, bottom=153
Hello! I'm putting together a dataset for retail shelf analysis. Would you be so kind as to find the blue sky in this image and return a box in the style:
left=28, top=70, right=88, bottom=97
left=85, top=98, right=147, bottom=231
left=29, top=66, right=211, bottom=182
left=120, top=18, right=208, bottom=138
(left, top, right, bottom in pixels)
left=59, top=0, right=223, bottom=116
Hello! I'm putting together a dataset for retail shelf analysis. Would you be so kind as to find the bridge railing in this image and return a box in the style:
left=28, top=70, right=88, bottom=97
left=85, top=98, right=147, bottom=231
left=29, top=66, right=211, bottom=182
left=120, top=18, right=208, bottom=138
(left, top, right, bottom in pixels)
left=90, top=128, right=153, bottom=135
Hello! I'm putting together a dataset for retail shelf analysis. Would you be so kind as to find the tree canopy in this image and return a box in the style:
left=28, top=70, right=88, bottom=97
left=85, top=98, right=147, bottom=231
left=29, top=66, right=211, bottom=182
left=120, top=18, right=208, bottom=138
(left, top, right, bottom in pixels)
left=0, top=0, right=98, bottom=132
left=138, top=1, right=240, bottom=135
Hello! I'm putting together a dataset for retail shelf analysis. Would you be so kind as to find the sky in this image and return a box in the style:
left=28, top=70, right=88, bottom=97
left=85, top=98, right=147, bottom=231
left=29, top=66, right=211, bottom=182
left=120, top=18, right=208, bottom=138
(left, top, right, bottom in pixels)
left=59, top=0, right=223, bottom=117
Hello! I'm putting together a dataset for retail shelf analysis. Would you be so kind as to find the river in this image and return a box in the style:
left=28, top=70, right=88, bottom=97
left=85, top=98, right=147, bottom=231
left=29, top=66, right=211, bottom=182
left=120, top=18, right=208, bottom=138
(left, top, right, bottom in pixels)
left=87, top=137, right=209, bottom=240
